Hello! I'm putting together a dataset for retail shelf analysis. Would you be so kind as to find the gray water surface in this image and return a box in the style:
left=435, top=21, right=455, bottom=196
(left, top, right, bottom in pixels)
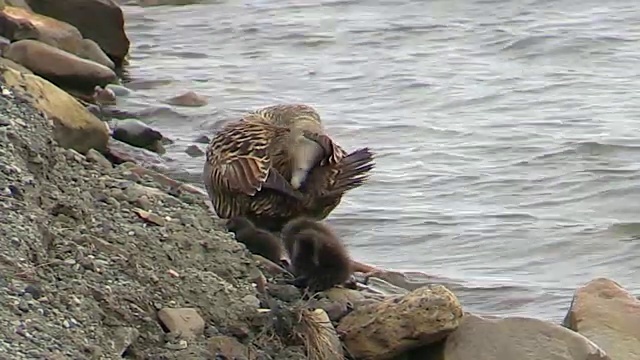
left=121, top=0, right=640, bottom=321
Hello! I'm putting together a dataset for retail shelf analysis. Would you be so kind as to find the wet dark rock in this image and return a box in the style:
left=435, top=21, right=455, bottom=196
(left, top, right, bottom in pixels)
left=110, top=119, right=166, bottom=154
left=184, top=144, right=204, bottom=157
left=194, top=134, right=210, bottom=144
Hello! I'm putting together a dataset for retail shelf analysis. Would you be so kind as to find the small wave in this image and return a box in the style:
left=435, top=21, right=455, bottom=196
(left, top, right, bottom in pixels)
left=571, top=140, right=640, bottom=154
left=606, top=222, right=640, bottom=237
left=501, top=34, right=558, bottom=52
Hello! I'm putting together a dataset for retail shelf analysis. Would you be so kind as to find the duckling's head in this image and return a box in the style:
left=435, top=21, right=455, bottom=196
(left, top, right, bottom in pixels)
left=225, top=216, right=255, bottom=233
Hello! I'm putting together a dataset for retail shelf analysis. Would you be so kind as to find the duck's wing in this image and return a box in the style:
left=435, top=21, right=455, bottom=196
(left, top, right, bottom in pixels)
left=301, top=130, right=347, bottom=166
left=303, top=147, right=375, bottom=197
left=205, top=118, right=303, bottom=200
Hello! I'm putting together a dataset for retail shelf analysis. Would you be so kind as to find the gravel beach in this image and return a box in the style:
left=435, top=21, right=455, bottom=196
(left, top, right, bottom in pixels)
left=0, top=86, right=291, bottom=359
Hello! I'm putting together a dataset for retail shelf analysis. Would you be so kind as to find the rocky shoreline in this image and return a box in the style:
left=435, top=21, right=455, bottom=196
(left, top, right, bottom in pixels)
left=0, top=1, right=638, bottom=359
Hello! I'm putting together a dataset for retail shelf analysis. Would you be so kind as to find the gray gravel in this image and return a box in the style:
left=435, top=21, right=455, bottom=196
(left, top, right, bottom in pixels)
left=0, top=86, right=303, bottom=359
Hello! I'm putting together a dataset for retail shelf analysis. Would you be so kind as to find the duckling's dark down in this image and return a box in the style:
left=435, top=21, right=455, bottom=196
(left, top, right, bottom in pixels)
left=203, top=104, right=375, bottom=232
left=225, top=216, right=290, bottom=268
left=280, top=217, right=353, bottom=292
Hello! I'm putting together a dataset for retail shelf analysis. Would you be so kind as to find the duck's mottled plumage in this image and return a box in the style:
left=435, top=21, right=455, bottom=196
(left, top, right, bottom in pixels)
left=203, top=104, right=375, bottom=232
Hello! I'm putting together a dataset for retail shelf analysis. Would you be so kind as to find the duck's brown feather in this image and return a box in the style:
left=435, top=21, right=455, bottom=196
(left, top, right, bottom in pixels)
left=255, top=103, right=346, bottom=166
left=253, top=103, right=322, bottom=127
left=203, top=105, right=375, bottom=232
left=204, top=115, right=303, bottom=219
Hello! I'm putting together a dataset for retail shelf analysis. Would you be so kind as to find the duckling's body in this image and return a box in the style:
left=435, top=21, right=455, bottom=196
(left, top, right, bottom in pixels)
left=203, top=104, right=375, bottom=232
left=280, top=217, right=353, bottom=292
left=225, top=216, right=290, bottom=267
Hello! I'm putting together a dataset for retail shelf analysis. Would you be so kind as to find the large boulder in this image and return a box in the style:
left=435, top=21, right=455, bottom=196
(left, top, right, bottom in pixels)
left=4, top=39, right=117, bottom=91
left=0, top=57, right=32, bottom=74
left=23, top=0, right=129, bottom=66
left=0, top=65, right=109, bottom=153
left=563, top=278, right=640, bottom=359
left=77, top=38, right=115, bottom=69
left=0, top=5, right=83, bottom=53
left=418, top=314, right=610, bottom=360
left=336, top=285, right=463, bottom=360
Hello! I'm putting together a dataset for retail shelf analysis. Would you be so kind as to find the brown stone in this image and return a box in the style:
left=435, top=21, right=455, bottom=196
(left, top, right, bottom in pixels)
left=0, top=65, right=109, bottom=153
left=207, top=336, right=252, bottom=359
left=112, top=326, right=139, bottom=356
left=165, top=90, right=208, bottom=107
left=85, top=148, right=112, bottom=170
left=336, top=284, right=463, bottom=360
left=0, top=6, right=83, bottom=53
left=306, top=309, right=343, bottom=360
left=157, top=308, right=205, bottom=339
left=24, top=0, right=130, bottom=66
left=564, top=278, right=640, bottom=359
left=132, top=208, right=165, bottom=226
left=4, top=39, right=117, bottom=91
left=322, top=287, right=366, bottom=305
left=422, top=313, right=610, bottom=360
left=0, top=57, right=32, bottom=74
left=77, top=38, right=115, bottom=69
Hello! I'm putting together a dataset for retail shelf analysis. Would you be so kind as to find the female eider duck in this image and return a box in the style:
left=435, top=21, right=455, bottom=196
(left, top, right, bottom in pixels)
left=203, top=104, right=375, bottom=232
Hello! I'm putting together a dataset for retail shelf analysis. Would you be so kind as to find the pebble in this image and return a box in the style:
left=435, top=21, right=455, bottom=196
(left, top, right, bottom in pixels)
left=164, top=339, right=188, bottom=350
left=85, top=149, right=112, bottom=170
left=184, top=145, right=204, bottom=157
left=17, top=300, right=29, bottom=312
left=105, top=84, right=132, bottom=97
left=194, top=135, right=210, bottom=144
left=242, top=295, right=261, bottom=308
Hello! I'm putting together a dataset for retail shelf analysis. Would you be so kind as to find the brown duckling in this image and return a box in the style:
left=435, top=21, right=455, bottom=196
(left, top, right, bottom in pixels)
left=280, top=217, right=353, bottom=292
left=225, top=216, right=290, bottom=268
left=203, top=105, right=375, bottom=232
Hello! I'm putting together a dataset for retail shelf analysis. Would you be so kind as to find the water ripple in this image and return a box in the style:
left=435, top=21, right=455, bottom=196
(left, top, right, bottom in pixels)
left=122, top=0, right=640, bottom=320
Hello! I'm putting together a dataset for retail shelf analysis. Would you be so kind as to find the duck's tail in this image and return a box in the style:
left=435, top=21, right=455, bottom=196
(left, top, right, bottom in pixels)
left=327, top=147, right=375, bottom=197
